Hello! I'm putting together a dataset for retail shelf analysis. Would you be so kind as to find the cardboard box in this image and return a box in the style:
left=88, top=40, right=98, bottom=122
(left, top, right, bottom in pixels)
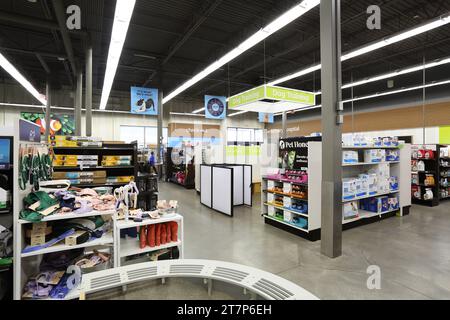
left=65, top=231, right=89, bottom=246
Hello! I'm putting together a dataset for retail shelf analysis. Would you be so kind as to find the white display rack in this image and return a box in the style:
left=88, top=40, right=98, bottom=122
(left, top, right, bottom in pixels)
left=18, top=209, right=116, bottom=224
left=262, top=140, right=411, bottom=241
left=342, top=161, right=400, bottom=166
left=21, top=233, right=114, bottom=258
left=115, top=214, right=184, bottom=267
left=261, top=141, right=322, bottom=240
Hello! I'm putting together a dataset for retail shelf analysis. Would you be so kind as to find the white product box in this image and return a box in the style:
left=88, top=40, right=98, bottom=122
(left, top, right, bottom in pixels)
left=343, top=150, right=359, bottom=163
left=343, top=201, right=359, bottom=220
left=369, top=163, right=390, bottom=179
left=355, top=177, right=368, bottom=197
left=283, top=197, right=292, bottom=208
left=342, top=178, right=357, bottom=200
left=283, top=183, right=291, bottom=194
left=268, top=206, right=275, bottom=216
left=380, top=149, right=386, bottom=162
left=283, top=211, right=294, bottom=223
left=0, top=188, right=10, bottom=208
left=367, top=174, right=378, bottom=195
left=267, top=180, right=275, bottom=189
left=267, top=193, right=275, bottom=203
left=377, top=177, right=390, bottom=193
left=364, top=149, right=382, bottom=163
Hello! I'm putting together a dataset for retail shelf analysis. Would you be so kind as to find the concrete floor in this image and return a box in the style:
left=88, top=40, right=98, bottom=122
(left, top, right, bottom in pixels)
left=96, top=182, right=450, bottom=300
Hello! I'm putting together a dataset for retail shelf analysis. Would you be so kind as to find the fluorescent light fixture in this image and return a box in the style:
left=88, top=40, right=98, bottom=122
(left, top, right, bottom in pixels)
left=312, top=56, right=450, bottom=95
left=343, top=79, right=450, bottom=103
left=0, top=102, right=132, bottom=114
left=274, top=104, right=321, bottom=116
left=163, top=0, right=320, bottom=104
left=274, top=78, right=450, bottom=116
left=228, top=110, right=248, bottom=117
left=192, top=107, right=205, bottom=114
left=269, top=13, right=450, bottom=86
left=170, top=112, right=205, bottom=117
left=99, top=0, right=136, bottom=110
left=0, top=52, right=47, bottom=105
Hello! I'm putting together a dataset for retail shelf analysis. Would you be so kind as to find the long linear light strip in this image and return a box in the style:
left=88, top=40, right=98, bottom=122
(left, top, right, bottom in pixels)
left=0, top=52, right=47, bottom=105
left=343, top=79, right=450, bottom=103
left=274, top=78, right=450, bottom=116
left=192, top=107, right=205, bottom=114
left=162, top=0, right=320, bottom=105
left=170, top=112, right=205, bottom=117
left=99, top=0, right=136, bottom=110
left=228, top=110, right=249, bottom=117
left=0, top=102, right=133, bottom=114
left=269, top=13, right=450, bottom=86
left=313, top=56, right=450, bottom=95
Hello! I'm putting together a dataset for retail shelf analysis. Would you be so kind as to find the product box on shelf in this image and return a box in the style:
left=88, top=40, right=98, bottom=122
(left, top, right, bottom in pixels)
left=291, top=216, right=308, bottom=229
left=363, top=149, right=382, bottom=163
left=52, top=170, right=107, bottom=180
left=386, top=149, right=400, bottom=161
left=69, top=178, right=107, bottom=185
left=283, top=211, right=294, bottom=223
left=343, top=201, right=359, bottom=220
left=388, top=194, right=399, bottom=210
left=361, top=196, right=389, bottom=213
left=342, top=178, right=356, bottom=200
left=268, top=206, right=275, bottom=217
left=343, top=150, right=359, bottom=163
left=354, top=178, right=367, bottom=197
left=389, top=176, right=399, bottom=191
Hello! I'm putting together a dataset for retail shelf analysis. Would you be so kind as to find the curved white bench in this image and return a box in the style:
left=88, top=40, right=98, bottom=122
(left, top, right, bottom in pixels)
left=72, top=259, right=318, bottom=300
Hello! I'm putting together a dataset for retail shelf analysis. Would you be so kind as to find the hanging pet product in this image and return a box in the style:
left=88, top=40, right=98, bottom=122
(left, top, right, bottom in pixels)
left=114, top=181, right=139, bottom=221
left=19, top=144, right=52, bottom=191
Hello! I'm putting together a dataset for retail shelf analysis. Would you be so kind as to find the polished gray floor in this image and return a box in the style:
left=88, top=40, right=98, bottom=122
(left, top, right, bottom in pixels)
left=96, top=182, right=450, bottom=300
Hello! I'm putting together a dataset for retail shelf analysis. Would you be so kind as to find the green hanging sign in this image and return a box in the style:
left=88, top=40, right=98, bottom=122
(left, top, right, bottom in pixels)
left=228, top=84, right=315, bottom=111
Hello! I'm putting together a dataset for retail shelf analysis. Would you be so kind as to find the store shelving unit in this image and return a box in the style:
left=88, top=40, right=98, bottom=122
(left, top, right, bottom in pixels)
left=340, top=145, right=409, bottom=229
left=438, top=145, right=450, bottom=201
left=115, top=214, right=184, bottom=267
left=411, top=144, right=440, bottom=207
left=262, top=140, right=322, bottom=241
left=51, top=142, right=138, bottom=188
left=165, top=147, right=195, bottom=189
left=262, top=139, right=411, bottom=241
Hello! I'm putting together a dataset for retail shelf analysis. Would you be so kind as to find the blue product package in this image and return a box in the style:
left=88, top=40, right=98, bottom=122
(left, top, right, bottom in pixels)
left=380, top=196, right=389, bottom=212
left=390, top=176, right=399, bottom=191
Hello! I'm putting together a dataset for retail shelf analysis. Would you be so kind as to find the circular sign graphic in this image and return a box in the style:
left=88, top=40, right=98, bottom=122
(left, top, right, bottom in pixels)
left=206, top=98, right=225, bottom=117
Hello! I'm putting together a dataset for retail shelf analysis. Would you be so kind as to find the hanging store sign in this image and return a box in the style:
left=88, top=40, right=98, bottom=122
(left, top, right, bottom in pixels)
left=258, top=112, right=274, bottom=124
left=21, top=113, right=75, bottom=136
left=130, top=87, right=158, bottom=115
left=204, top=95, right=227, bottom=119
left=229, top=84, right=315, bottom=113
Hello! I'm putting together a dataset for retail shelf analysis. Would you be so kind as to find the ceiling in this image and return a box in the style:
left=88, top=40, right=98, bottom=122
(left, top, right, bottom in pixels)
left=1, top=0, right=450, bottom=112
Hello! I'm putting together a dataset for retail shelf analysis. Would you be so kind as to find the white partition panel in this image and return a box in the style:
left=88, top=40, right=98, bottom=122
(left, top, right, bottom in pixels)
left=212, top=167, right=233, bottom=216
left=229, top=166, right=244, bottom=205
left=244, top=165, right=252, bottom=206
left=200, top=165, right=212, bottom=207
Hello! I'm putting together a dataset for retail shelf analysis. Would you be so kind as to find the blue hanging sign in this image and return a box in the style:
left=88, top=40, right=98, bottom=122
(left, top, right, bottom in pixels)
left=130, top=87, right=158, bottom=115
left=258, top=112, right=274, bottom=123
left=204, top=95, right=227, bottom=119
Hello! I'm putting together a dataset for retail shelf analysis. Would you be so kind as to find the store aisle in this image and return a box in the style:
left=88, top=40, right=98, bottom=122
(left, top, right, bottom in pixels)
left=100, top=182, right=450, bottom=300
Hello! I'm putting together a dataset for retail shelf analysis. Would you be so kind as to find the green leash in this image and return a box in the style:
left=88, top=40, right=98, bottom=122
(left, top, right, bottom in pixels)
left=19, top=153, right=30, bottom=191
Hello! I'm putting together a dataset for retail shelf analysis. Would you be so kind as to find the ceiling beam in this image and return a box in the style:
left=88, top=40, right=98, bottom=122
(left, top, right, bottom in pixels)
left=52, top=0, right=77, bottom=76
left=0, top=10, right=59, bottom=30
left=162, top=0, right=223, bottom=66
